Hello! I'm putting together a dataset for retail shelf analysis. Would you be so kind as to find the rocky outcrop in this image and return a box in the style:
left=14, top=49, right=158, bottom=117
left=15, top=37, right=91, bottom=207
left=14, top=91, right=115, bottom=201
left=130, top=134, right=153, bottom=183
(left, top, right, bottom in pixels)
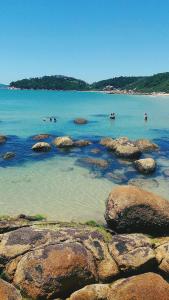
left=0, top=278, right=22, bottom=300
left=135, top=139, right=159, bottom=152
left=0, top=135, right=7, bottom=144
left=53, top=136, right=74, bottom=147
left=74, top=118, right=88, bottom=124
left=134, top=158, right=156, bottom=174
left=0, top=214, right=168, bottom=299
left=2, top=152, right=15, bottom=160
left=33, top=134, right=51, bottom=140
left=105, top=185, right=169, bottom=235
left=74, top=140, right=92, bottom=147
left=32, top=142, right=51, bottom=152
left=68, top=273, right=169, bottom=300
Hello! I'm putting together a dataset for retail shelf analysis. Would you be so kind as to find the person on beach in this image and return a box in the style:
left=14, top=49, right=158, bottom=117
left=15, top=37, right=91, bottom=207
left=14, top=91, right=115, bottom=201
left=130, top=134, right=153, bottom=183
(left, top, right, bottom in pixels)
left=144, top=113, right=148, bottom=121
left=110, top=112, right=115, bottom=120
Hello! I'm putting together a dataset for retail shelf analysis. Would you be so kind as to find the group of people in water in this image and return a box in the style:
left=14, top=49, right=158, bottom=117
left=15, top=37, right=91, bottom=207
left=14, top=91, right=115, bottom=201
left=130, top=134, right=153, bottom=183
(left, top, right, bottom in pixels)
left=43, top=117, right=57, bottom=122
left=109, top=112, right=148, bottom=121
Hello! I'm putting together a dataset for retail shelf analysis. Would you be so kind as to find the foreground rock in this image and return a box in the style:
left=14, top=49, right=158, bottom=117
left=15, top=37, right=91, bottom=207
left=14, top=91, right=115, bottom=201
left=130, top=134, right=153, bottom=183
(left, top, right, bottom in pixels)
left=69, top=273, right=169, bottom=300
left=0, top=215, right=168, bottom=299
left=74, top=118, right=88, bottom=124
left=53, top=136, right=74, bottom=147
left=33, top=133, right=51, bottom=140
left=2, top=152, right=15, bottom=160
left=0, top=135, right=7, bottom=144
left=0, top=279, right=22, bottom=300
left=134, top=158, right=156, bottom=174
left=32, top=142, right=51, bottom=152
left=105, top=185, right=169, bottom=235
left=135, top=139, right=159, bottom=152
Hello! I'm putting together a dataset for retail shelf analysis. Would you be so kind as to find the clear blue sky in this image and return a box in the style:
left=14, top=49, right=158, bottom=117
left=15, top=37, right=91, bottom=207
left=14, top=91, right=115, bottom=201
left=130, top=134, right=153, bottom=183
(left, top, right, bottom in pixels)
left=1, top=0, right=169, bottom=84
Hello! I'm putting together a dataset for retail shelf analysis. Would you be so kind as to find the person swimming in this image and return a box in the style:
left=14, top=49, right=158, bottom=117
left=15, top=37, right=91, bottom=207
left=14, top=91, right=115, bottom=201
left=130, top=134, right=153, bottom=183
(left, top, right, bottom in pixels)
left=144, top=113, right=148, bottom=121
left=110, top=112, right=115, bottom=120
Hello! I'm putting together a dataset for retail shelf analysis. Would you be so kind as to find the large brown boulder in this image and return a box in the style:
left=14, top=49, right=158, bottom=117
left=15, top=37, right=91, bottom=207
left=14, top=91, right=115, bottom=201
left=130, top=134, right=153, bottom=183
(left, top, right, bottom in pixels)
left=0, top=278, right=22, bottom=300
left=13, top=243, right=97, bottom=299
left=69, top=273, right=169, bottom=300
left=134, top=158, right=156, bottom=174
left=105, top=185, right=169, bottom=235
left=108, top=272, right=169, bottom=300
left=53, top=136, right=74, bottom=147
left=32, top=142, right=51, bottom=152
left=135, top=139, right=159, bottom=152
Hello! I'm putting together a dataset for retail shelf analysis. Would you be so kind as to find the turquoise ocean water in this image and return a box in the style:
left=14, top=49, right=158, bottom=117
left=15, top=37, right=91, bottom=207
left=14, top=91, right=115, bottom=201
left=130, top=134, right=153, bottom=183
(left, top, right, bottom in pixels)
left=0, top=89, right=169, bottom=222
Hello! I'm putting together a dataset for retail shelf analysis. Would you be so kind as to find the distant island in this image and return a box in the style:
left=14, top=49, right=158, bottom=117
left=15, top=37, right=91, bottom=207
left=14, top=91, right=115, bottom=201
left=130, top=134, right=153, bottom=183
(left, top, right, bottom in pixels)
left=9, top=72, right=169, bottom=94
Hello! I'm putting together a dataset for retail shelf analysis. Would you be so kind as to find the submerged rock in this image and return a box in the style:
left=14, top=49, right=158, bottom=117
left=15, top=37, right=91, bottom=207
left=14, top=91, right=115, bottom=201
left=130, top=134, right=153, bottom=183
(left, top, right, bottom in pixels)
left=105, top=185, right=169, bottom=235
left=128, top=178, right=159, bottom=189
left=134, top=158, right=156, bottom=174
left=53, top=136, right=74, bottom=147
left=135, top=139, right=159, bottom=152
left=90, top=148, right=101, bottom=154
left=74, top=140, right=92, bottom=147
left=2, top=152, right=15, bottom=160
left=33, top=134, right=51, bottom=140
left=0, top=135, right=7, bottom=144
left=0, top=278, right=22, bottom=300
left=74, top=118, right=88, bottom=124
left=80, top=157, right=109, bottom=168
left=32, top=142, right=51, bottom=152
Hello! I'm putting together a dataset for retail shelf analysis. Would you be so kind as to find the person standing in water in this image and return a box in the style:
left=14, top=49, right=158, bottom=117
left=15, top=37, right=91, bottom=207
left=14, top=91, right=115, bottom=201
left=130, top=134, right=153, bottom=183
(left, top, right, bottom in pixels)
left=110, top=112, right=115, bottom=120
left=144, top=113, right=148, bottom=121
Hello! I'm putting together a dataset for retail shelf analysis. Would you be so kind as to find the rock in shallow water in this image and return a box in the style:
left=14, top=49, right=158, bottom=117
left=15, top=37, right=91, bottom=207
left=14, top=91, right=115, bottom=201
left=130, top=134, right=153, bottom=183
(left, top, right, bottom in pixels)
left=32, top=142, right=51, bottom=152
left=0, top=135, right=7, bottom=144
left=134, top=158, right=156, bottom=174
left=33, top=134, right=51, bottom=140
left=74, top=118, right=88, bottom=124
left=135, top=139, right=159, bottom=152
left=2, top=152, right=15, bottom=160
left=105, top=185, right=169, bottom=235
left=53, top=136, right=74, bottom=147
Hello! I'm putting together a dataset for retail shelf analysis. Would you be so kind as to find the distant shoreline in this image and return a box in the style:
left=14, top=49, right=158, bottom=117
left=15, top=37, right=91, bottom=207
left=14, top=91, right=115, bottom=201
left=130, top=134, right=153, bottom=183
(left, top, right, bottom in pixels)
left=7, top=86, right=169, bottom=97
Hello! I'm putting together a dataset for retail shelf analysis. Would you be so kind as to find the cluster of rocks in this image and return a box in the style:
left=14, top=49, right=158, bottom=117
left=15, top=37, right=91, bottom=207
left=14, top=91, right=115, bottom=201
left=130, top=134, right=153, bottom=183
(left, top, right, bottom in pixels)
left=100, top=136, right=158, bottom=174
left=0, top=134, right=159, bottom=176
left=0, top=185, right=169, bottom=299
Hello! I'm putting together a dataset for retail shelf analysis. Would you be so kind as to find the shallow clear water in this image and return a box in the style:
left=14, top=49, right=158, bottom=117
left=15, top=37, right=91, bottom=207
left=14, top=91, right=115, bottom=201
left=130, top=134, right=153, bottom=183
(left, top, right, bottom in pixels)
left=0, top=89, right=169, bottom=221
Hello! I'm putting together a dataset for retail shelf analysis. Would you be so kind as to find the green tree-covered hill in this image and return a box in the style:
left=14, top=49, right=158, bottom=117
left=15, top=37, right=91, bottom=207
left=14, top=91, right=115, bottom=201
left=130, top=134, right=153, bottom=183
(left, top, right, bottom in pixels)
left=10, top=72, right=169, bottom=93
left=10, top=75, right=90, bottom=91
